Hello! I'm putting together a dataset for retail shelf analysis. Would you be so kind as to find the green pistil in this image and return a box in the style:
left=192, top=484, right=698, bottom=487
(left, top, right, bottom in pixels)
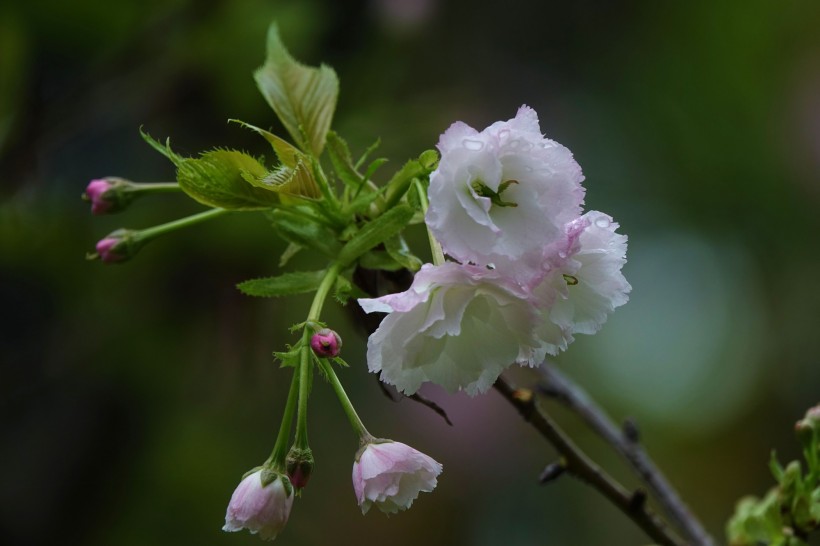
left=563, top=274, right=579, bottom=286
left=471, top=179, right=519, bottom=208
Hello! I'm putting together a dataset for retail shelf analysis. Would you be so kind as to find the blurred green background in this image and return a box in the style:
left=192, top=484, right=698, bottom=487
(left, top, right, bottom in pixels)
left=2, top=0, right=820, bottom=544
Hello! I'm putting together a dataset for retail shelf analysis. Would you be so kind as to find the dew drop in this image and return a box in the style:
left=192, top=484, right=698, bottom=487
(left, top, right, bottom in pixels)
left=498, top=129, right=510, bottom=140
left=508, top=139, right=520, bottom=149
left=463, top=139, right=484, bottom=151
left=594, top=217, right=611, bottom=228
left=558, top=251, right=568, bottom=259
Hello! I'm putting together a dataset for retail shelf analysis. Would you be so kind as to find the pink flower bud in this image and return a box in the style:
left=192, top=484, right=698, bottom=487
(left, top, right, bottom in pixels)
left=286, top=447, right=314, bottom=490
left=310, top=328, right=342, bottom=357
left=95, top=237, right=125, bottom=263
left=223, top=469, right=294, bottom=541
left=352, top=440, right=442, bottom=514
left=84, top=179, right=115, bottom=215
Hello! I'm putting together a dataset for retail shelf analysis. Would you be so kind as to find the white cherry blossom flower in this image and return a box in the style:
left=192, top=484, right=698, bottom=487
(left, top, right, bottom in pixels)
left=359, top=262, right=545, bottom=396
left=426, top=105, right=585, bottom=281
left=223, top=469, right=294, bottom=541
left=352, top=440, right=442, bottom=515
left=533, top=211, right=631, bottom=354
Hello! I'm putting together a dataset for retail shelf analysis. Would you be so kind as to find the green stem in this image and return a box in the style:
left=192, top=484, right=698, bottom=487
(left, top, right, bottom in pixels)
left=319, top=357, right=371, bottom=441
left=413, top=179, right=445, bottom=266
left=128, top=182, right=182, bottom=194
left=137, top=208, right=229, bottom=241
left=267, top=369, right=300, bottom=469
left=294, top=262, right=343, bottom=449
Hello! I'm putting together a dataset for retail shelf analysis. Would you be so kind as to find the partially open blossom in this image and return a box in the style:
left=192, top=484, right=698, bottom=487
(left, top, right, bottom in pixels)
left=83, top=179, right=116, bottom=214
left=426, top=105, right=585, bottom=280
left=310, top=328, right=342, bottom=357
left=223, top=469, right=294, bottom=541
left=532, top=211, right=631, bottom=354
left=353, top=440, right=442, bottom=515
left=359, top=262, right=545, bottom=395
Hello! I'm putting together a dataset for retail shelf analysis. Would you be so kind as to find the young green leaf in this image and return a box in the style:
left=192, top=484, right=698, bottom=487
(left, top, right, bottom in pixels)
left=268, top=208, right=342, bottom=258
left=237, top=270, right=327, bottom=298
left=358, top=250, right=405, bottom=272
left=254, top=23, right=339, bottom=157
left=385, top=235, right=423, bottom=272
left=176, top=149, right=280, bottom=210
left=337, top=204, right=415, bottom=266
left=326, top=131, right=364, bottom=189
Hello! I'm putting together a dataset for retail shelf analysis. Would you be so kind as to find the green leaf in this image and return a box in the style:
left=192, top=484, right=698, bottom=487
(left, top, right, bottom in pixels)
left=143, top=131, right=280, bottom=210
left=337, top=204, right=415, bottom=266
left=385, top=235, right=423, bottom=272
left=140, top=129, right=182, bottom=163
left=176, top=149, right=280, bottom=210
left=358, top=250, right=405, bottom=272
left=254, top=23, right=339, bottom=157
left=268, top=208, right=341, bottom=257
left=228, top=119, right=301, bottom=167
left=326, top=131, right=364, bottom=189
left=237, top=270, right=326, bottom=298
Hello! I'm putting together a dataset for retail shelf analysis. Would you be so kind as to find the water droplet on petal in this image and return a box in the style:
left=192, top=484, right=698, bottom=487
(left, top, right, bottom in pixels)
left=594, top=217, right=611, bottom=228
left=498, top=129, right=510, bottom=140
left=508, top=139, right=520, bottom=149
left=523, top=166, right=533, bottom=173
left=521, top=142, right=533, bottom=151
left=558, top=251, right=568, bottom=259
left=463, top=139, right=484, bottom=151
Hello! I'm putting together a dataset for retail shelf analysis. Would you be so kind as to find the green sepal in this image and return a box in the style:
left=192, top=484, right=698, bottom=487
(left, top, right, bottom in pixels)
left=254, top=23, right=339, bottom=157
left=267, top=208, right=342, bottom=258
left=331, top=356, right=349, bottom=368
left=274, top=344, right=302, bottom=368
left=237, top=270, right=327, bottom=298
left=337, top=204, right=415, bottom=266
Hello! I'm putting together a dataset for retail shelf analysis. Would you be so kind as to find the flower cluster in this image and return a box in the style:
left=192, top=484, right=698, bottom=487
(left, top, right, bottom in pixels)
left=361, top=106, right=631, bottom=395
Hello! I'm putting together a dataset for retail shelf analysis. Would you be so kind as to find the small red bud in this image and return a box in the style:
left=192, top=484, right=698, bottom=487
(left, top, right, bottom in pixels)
left=310, top=328, right=342, bottom=358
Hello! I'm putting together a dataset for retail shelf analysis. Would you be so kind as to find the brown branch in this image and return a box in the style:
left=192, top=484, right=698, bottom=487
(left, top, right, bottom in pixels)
left=375, top=377, right=454, bottom=426
left=537, top=364, right=714, bottom=546
left=493, top=375, right=685, bottom=546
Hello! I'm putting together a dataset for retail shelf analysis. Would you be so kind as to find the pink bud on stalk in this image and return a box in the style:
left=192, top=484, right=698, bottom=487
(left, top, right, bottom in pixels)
left=310, top=328, right=342, bottom=358
left=84, top=179, right=116, bottom=214
left=95, top=237, right=126, bottom=263
left=90, top=229, right=140, bottom=264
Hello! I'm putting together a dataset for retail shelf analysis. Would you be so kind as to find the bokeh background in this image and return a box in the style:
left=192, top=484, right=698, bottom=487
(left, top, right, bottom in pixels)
left=2, top=0, right=820, bottom=544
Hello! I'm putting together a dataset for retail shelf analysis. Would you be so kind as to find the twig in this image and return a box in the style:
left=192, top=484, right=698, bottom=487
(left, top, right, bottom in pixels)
left=537, top=363, right=714, bottom=546
left=375, top=377, right=454, bottom=426
left=494, top=375, right=685, bottom=546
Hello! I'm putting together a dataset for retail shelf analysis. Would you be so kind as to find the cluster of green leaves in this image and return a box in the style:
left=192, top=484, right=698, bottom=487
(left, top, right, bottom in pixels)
left=142, top=23, right=438, bottom=304
left=727, top=407, right=820, bottom=546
